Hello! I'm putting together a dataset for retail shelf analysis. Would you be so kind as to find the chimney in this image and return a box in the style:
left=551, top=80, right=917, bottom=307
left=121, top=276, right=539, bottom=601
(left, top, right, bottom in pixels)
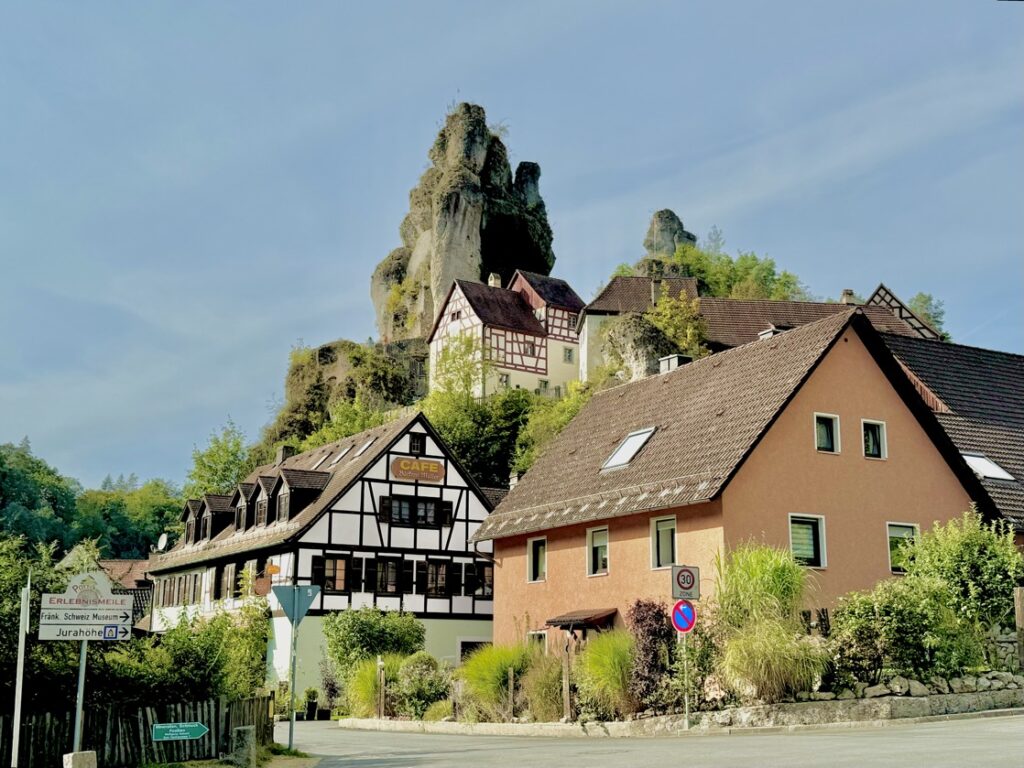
left=276, top=445, right=296, bottom=466
left=488, top=273, right=502, bottom=288
left=840, top=288, right=856, bottom=305
left=651, top=277, right=663, bottom=305
left=659, top=353, right=691, bottom=374
left=509, top=470, right=520, bottom=489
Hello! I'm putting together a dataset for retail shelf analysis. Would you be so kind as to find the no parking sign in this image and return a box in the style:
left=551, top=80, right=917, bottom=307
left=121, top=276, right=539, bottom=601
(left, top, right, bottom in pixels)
left=671, top=599, right=697, bottom=634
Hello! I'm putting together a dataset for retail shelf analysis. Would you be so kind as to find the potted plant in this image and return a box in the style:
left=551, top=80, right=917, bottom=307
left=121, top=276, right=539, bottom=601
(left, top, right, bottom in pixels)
left=304, top=687, right=319, bottom=721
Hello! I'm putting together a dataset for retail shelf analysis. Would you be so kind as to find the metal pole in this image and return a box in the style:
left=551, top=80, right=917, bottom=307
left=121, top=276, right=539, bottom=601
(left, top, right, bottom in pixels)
left=682, top=631, right=689, bottom=731
left=288, top=586, right=298, bottom=751
left=11, top=573, right=30, bottom=768
left=73, top=639, right=87, bottom=751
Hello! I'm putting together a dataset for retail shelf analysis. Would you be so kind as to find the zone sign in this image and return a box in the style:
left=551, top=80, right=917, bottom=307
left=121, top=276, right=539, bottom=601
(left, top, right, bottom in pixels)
left=671, top=565, right=700, bottom=601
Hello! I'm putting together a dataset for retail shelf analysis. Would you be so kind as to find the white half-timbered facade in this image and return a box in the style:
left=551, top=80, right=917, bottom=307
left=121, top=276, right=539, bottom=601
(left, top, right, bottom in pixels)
left=147, top=413, right=498, bottom=691
left=428, top=270, right=584, bottom=398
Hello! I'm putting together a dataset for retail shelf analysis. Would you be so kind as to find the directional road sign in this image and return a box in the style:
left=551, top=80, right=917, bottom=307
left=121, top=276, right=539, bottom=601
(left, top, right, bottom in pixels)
left=273, top=585, right=320, bottom=627
left=671, top=565, right=700, bottom=601
left=152, top=722, right=209, bottom=742
left=39, top=571, right=133, bottom=642
left=671, top=599, right=697, bottom=634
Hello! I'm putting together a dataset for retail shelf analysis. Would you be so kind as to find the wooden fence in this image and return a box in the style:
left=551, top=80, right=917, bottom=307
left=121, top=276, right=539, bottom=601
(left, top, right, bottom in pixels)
left=0, top=695, right=273, bottom=768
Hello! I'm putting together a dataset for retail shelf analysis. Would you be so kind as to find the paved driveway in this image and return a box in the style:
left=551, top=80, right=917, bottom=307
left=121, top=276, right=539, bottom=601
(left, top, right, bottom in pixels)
left=277, top=714, right=1024, bottom=768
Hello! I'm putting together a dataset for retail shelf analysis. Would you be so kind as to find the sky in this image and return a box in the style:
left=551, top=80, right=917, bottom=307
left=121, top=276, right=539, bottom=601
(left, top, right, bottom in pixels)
left=1, top=1, right=1021, bottom=490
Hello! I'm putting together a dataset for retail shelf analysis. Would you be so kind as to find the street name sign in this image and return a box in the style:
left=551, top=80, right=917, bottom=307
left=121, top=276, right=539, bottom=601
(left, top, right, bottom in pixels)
left=152, top=722, right=209, bottom=742
left=39, top=571, right=133, bottom=642
left=672, top=599, right=697, bottom=634
left=671, top=565, right=700, bottom=601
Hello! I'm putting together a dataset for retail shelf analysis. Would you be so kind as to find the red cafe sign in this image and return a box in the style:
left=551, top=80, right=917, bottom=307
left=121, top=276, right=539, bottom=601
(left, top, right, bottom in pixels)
left=390, top=456, right=445, bottom=483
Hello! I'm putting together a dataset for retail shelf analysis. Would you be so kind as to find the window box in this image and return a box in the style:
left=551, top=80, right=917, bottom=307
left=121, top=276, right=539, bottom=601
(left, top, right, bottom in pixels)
left=814, top=413, right=840, bottom=454
left=862, top=420, right=887, bottom=460
left=789, top=515, right=826, bottom=568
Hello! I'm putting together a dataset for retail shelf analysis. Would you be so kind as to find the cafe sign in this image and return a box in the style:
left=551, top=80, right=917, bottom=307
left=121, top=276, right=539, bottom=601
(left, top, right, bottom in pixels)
left=390, top=456, right=445, bottom=483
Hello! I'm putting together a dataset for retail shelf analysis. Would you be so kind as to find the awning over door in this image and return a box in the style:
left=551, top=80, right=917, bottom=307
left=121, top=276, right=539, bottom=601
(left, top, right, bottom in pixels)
left=545, top=608, right=616, bottom=630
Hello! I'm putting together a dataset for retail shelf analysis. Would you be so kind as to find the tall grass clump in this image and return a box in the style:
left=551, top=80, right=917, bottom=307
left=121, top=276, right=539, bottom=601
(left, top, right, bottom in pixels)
left=714, top=544, right=827, bottom=703
left=521, top=651, right=564, bottom=722
left=459, top=644, right=531, bottom=721
left=346, top=654, right=404, bottom=717
left=575, top=630, right=636, bottom=719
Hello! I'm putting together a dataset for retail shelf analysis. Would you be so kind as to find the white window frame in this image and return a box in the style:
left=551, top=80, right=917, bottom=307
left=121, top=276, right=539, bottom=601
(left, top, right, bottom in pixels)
left=527, top=630, right=548, bottom=653
left=861, top=419, right=888, bottom=460
left=886, top=521, right=919, bottom=574
left=586, top=526, right=609, bottom=577
left=650, top=515, right=677, bottom=570
left=961, top=452, right=1015, bottom=481
left=602, top=427, right=657, bottom=471
left=527, top=536, right=547, bottom=583
left=788, top=513, right=827, bottom=569
left=813, top=412, right=841, bottom=454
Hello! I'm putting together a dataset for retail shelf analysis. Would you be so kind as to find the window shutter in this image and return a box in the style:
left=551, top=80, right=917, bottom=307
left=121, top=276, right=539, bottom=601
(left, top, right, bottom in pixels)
left=364, top=558, right=377, bottom=594
left=351, top=557, right=364, bottom=592
left=449, top=562, right=463, bottom=597
left=441, top=500, right=454, bottom=527
left=401, top=559, right=415, bottom=594
left=463, top=563, right=478, bottom=596
left=378, top=496, right=392, bottom=523
left=311, top=556, right=325, bottom=588
left=415, top=560, right=427, bottom=595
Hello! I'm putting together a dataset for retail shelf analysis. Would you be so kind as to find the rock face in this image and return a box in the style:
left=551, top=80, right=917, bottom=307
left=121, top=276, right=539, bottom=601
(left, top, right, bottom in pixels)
left=371, top=103, right=555, bottom=341
left=633, top=209, right=697, bottom=279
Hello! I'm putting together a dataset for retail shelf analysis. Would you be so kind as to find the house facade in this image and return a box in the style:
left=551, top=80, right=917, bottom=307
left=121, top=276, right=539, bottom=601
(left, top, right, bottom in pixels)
left=473, top=309, right=995, bottom=647
left=428, top=270, right=584, bottom=398
left=148, top=413, right=496, bottom=691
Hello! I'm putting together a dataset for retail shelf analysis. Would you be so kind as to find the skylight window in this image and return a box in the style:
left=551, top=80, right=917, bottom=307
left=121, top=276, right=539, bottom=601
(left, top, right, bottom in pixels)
left=602, top=427, right=656, bottom=470
left=329, top=446, right=352, bottom=467
left=354, top=437, right=377, bottom=458
left=961, top=452, right=1014, bottom=481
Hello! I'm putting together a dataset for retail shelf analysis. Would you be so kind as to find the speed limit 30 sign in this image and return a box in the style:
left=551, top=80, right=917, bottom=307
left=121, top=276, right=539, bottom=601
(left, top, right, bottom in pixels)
left=671, top=565, right=700, bottom=600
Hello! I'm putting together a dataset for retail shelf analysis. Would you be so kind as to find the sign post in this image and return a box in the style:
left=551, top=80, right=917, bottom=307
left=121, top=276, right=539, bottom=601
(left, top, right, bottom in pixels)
left=272, top=584, right=320, bottom=751
left=152, top=722, right=210, bottom=742
left=10, top=571, right=30, bottom=768
left=671, top=598, right=698, bottom=731
left=38, top=571, right=132, bottom=754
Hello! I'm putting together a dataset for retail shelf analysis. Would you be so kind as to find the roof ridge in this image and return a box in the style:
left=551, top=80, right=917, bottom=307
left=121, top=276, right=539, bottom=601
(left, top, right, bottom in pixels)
left=881, top=332, right=1024, bottom=361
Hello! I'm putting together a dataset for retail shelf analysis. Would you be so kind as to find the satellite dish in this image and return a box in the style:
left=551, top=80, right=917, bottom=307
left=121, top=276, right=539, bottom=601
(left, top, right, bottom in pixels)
left=156, top=533, right=169, bottom=552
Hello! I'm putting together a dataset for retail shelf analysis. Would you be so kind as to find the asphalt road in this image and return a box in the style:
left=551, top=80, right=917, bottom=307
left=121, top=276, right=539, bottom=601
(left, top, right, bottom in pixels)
left=277, top=715, right=1024, bottom=768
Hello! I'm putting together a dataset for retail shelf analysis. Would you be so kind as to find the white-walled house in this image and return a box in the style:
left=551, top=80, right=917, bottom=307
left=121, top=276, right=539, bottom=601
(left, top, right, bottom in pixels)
left=427, top=270, right=584, bottom=398
left=147, top=413, right=497, bottom=692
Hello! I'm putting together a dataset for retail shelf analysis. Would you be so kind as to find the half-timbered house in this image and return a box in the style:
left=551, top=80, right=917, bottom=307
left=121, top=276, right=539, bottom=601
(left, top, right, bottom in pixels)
left=147, top=412, right=497, bottom=690
left=427, top=270, right=585, bottom=398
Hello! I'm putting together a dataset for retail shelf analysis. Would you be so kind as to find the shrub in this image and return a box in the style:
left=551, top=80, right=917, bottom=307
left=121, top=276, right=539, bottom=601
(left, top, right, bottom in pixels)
left=575, top=630, right=636, bottom=719
left=830, top=575, right=985, bottom=685
left=719, top=620, right=827, bottom=702
left=319, top=653, right=341, bottom=709
left=323, top=607, right=425, bottom=678
left=903, top=508, right=1024, bottom=627
left=423, top=699, right=453, bottom=722
left=661, top=607, right=728, bottom=711
left=346, top=654, right=404, bottom=718
left=397, top=651, right=450, bottom=719
left=459, top=644, right=531, bottom=722
left=521, top=651, right=564, bottom=722
left=626, top=600, right=675, bottom=710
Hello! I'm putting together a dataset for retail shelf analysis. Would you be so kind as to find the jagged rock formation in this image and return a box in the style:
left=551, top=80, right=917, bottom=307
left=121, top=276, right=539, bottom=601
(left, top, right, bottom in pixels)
left=371, top=103, right=555, bottom=341
left=634, top=209, right=697, bottom=278
left=602, top=313, right=679, bottom=382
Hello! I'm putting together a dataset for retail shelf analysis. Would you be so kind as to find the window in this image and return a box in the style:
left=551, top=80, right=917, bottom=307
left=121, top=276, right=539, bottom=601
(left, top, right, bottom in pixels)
left=862, top=420, right=887, bottom=459
left=790, top=515, right=826, bottom=568
left=563, top=347, right=574, bottom=364
left=961, top=452, right=1015, bottom=481
left=651, top=517, right=676, bottom=569
left=588, top=527, right=609, bottom=575
left=313, top=556, right=349, bottom=592
left=379, top=495, right=452, bottom=527
left=523, top=341, right=537, bottom=357
left=185, top=519, right=196, bottom=544
left=235, top=505, right=246, bottom=532
left=409, top=433, right=426, bottom=455
left=528, top=537, right=547, bottom=582
left=887, top=523, right=918, bottom=574
left=376, top=558, right=401, bottom=594
left=498, top=373, right=510, bottom=388
left=256, top=499, right=269, bottom=526
left=602, top=427, right=656, bottom=470
left=528, top=631, right=548, bottom=652
left=450, top=310, right=461, bottom=322
left=277, top=492, right=290, bottom=522
left=426, top=561, right=449, bottom=597
left=814, top=414, right=840, bottom=453
left=201, top=515, right=211, bottom=540
left=467, top=563, right=494, bottom=597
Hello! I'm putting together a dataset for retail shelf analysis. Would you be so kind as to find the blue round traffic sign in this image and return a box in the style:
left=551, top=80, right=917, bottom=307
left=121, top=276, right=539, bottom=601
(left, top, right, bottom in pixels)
left=672, top=599, right=696, bottom=633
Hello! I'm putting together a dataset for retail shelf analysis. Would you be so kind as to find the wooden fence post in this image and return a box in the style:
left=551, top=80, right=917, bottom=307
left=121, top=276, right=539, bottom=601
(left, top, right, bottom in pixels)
left=508, top=667, right=514, bottom=721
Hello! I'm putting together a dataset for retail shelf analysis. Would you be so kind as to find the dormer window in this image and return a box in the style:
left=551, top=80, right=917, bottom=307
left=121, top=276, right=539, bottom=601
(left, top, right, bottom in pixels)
left=201, top=514, right=212, bottom=540
left=602, top=427, right=656, bottom=470
left=235, top=505, right=246, bottom=532
left=278, top=491, right=290, bottom=522
left=185, top=518, right=196, bottom=544
left=256, top=498, right=269, bottom=526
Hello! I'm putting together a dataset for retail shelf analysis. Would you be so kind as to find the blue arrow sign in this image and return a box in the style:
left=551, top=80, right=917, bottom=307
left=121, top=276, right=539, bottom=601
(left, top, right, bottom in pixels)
left=272, top=585, right=320, bottom=627
left=672, top=599, right=697, bottom=633
left=152, top=722, right=209, bottom=741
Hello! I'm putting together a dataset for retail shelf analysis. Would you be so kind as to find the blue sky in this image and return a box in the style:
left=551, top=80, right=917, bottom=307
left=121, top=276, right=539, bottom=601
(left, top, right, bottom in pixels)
left=1, top=1, right=1021, bottom=489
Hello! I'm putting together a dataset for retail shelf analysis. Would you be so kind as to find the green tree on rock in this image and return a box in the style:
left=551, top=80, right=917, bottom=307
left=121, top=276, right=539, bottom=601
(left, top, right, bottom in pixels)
left=183, top=419, right=251, bottom=499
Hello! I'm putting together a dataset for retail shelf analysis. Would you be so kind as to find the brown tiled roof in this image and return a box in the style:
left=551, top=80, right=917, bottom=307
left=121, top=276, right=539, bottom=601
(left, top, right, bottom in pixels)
left=584, top=276, right=699, bottom=315
left=180, top=498, right=203, bottom=522
left=698, top=298, right=918, bottom=349
left=480, top=487, right=509, bottom=508
left=256, top=476, right=277, bottom=496
left=202, top=494, right=233, bottom=514
left=882, top=334, right=1024, bottom=529
left=515, top=270, right=585, bottom=312
left=149, top=413, right=420, bottom=573
left=229, top=483, right=255, bottom=506
left=473, top=310, right=858, bottom=542
left=98, top=559, right=152, bottom=589
left=457, top=280, right=546, bottom=336
left=279, top=468, right=331, bottom=491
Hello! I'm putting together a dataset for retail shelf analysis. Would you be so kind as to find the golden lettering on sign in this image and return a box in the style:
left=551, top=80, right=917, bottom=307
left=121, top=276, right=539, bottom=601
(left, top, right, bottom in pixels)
left=390, top=456, right=445, bottom=483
